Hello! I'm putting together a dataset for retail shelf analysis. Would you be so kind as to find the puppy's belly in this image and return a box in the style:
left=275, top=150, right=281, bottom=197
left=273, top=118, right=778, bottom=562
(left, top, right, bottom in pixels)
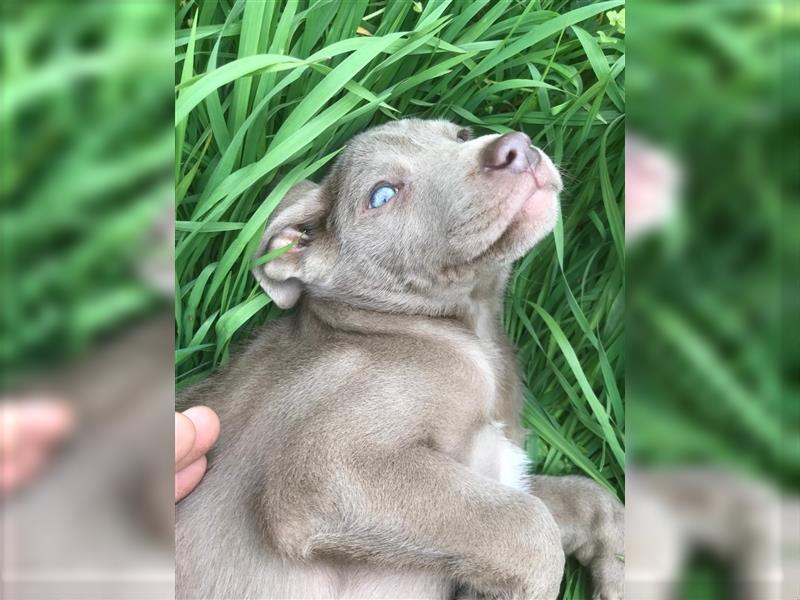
left=464, top=421, right=530, bottom=491
left=251, top=558, right=341, bottom=599
left=248, top=556, right=452, bottom=599
left=342, top=565, right=454, bottom=599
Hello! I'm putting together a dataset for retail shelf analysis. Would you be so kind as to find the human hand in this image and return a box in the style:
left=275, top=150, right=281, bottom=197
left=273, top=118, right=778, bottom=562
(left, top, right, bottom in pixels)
left=175, top=406, right=219, bottom=502
left=1, top=398, right=74, bottom=495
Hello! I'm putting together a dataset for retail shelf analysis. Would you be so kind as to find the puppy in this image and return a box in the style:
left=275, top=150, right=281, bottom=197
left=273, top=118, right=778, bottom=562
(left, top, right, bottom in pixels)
left=176, top=119, right=623, bottom=599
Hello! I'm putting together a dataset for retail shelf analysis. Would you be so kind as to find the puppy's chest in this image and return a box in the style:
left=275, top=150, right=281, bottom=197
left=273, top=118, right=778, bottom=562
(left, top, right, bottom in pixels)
left=450, top=333, right=503, bottom=413
left=433, top=329, right=530, bottom=492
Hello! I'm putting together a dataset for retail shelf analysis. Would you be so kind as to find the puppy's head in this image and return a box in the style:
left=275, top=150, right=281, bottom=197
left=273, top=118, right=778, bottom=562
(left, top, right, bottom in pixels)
left=253, top=119, right=562, bottom=311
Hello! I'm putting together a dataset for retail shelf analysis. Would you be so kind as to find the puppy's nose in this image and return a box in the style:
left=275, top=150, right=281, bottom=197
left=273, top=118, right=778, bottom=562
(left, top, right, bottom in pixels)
left=482, top=132, right=540, bottom=172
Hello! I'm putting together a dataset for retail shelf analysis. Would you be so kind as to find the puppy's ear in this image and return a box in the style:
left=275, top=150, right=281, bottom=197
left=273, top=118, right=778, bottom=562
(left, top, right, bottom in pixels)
left=252, top=180, right=326, bottom=309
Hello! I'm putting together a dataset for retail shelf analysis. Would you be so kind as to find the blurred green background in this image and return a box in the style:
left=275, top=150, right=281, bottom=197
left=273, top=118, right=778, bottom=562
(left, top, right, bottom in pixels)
left=175, top=1, right=625, bottom=596
left=627, top=1, right=795, bottom=598
left=3, top=0, right=795, bottom=597
left=0, top=4, right=174, bottom=596
left=627, top=0, right=796, bottom=491
left=0, top=1, right=173, bottom=386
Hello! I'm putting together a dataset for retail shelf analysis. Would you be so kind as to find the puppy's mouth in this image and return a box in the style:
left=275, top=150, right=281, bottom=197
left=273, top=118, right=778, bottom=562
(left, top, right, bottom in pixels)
left=479, top=160, right=562, bottom=260
left=513, top=172, right=560, bottom=219
left=448, top=148, right=562, bottom=269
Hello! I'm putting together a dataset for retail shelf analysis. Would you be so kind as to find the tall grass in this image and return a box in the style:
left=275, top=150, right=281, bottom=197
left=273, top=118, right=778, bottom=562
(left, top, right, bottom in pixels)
left=175, top=2, right=624, bottom=596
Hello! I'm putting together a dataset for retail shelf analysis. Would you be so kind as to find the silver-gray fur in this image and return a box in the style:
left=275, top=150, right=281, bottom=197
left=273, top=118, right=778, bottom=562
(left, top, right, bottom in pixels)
left=176, top=119, right=623, bottom=600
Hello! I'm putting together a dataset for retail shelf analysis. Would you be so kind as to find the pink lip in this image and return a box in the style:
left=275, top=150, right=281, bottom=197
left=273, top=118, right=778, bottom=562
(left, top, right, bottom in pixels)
left=511, top=168, right=561, bottom=221
left=510, top=171, right=540, bottom=214
left=528, top=161, right=563, bottom=194
left=493, top=160, right=561, bottom=229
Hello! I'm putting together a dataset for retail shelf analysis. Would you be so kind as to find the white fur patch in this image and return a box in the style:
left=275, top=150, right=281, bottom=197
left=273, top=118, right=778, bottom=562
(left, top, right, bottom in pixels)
left=466, top=422, right=530, bottom=492
left=496, top=432, right=531, bottom=491
left=408, top=320, right=530, bottom=490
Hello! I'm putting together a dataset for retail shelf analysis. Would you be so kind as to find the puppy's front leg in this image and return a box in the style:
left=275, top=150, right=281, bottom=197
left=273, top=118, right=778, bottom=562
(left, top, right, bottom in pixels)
left=264, top=447, right=565, bottom=599
left=530, top=475, right=624, bottom=600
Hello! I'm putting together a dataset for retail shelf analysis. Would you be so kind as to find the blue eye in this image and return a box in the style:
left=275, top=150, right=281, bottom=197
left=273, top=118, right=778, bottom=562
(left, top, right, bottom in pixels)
left=369, top=184, right=397, bottom=209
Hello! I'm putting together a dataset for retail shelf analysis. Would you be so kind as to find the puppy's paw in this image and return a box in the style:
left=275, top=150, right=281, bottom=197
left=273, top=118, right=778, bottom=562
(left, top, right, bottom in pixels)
left=533, top=475, right=623, bottom=600
left=593, top=588, right=623, bottom=600
left=577, top=483, right=624, bottom=600
left=589, top=552, right=624, bottom=600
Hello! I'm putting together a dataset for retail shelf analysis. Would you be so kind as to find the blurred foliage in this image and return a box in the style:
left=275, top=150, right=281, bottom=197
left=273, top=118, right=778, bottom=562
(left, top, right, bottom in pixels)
left=175, top=1, right=625, bottom=596
left=0, top=2, right=173, bottom=385
left=627, top=1, right=797, bottom=488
